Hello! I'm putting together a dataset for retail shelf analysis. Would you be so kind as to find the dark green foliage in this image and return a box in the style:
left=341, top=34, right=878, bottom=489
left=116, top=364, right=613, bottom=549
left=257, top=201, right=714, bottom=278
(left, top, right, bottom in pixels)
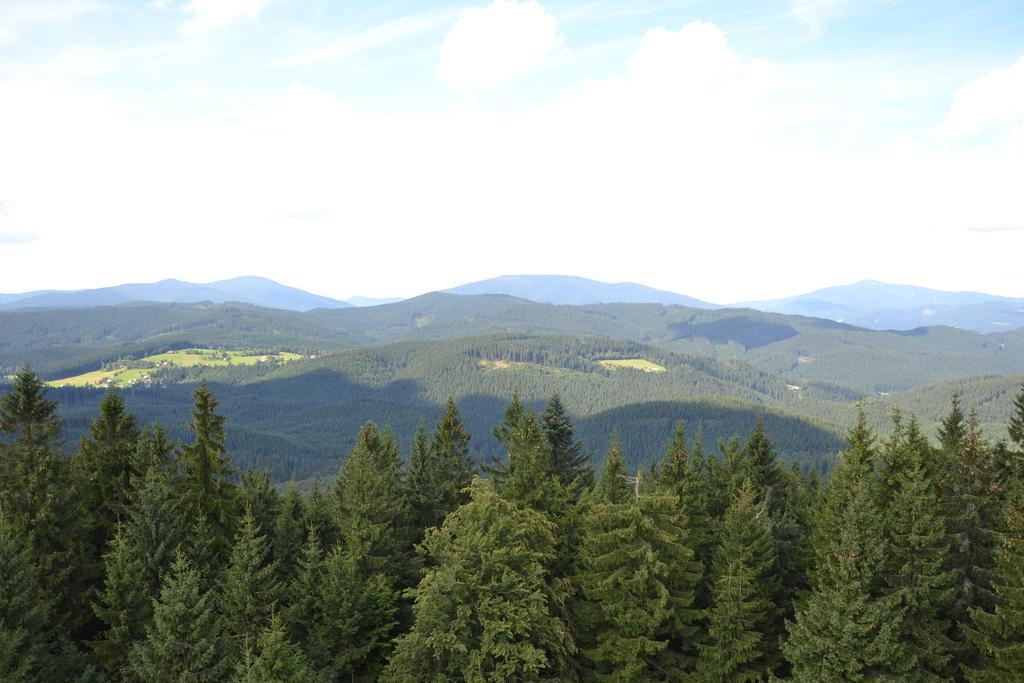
left=239, top=470, right=279, bottom=545
left=133, top=421, right=174, bottom=485
left=272, top=486, right=305, bottom=587
left=405, top=399, right=475, bottom=543
left=966, top=482, right=1024, bottom=680
left=92, top=466, right=184, bottom=675
left=178, top=383, right=236, bottom=564
left=312, top=545, right=397, bottom=679
left=68, top=389, right=140, bottom=643
left=879, top=413, right=957, bottom=680
left=698, top=482, right=778, bottom=681
left=0, top=366, right=62, bottom=451
left=656, top=421, right=715, bottom=610
left=129, top=553, right=229, bottom=682
left=577, top=474, right=702, bottom=678
left=0, top=520, right=57, bottom=681
left=239, top=613, right=313, bottom=682
left=593, top=431, right=630, bottom=505
left=384, top=478, right=574, bottom=681
left=543, top=394, right=593, bottom=491
left=783, top=417, right=914, bottom=680
left=220, top=507, right=280, bottom=665
left=334, top=422, right=409, bottom=579
left=1010, top=382, right=1024, bottom=449
left=935, top=399, right=1003, bottom=669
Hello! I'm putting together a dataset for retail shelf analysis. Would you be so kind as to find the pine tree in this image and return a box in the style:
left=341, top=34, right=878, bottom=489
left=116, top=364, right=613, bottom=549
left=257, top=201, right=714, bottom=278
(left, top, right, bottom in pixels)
left=272, top=486, right=305, bottom=587
left=247, top=613, right=314, bottom=682
left=880, top=413, right=957, bottom=680
left=542, top=394, right=592, bottom=491
left=0, top=366, right=62, bottom=451
left=239, top=469, right=279, bottom=550
left=593, top=431, right=630, bottom=504
left=132, top=421, right=174, bottom=486
left=406, top=400, right=476, bottom=544
left=334, top=422, right=409, bottom=580
left=281, top=526, right=323, bottom=656
left=0, top=518, right=55, bottom=681
left=129, top=553, right=229, bottom=682
left=73, top=389, right=139, bottom=533
left=92, top=466, right=184, bottom=674
left=577, top=468, right=701, bottom=678
left=656, top=421, right=715, bottom=610
left=178, top=382, right=236, bottom=565
left=310, top=545, right=398, bottom=679
left=303, top=483, right=339, bottom=551
left=743, top=418, right=784, bottom=515
left=220, top=507, right=280, bottom=665
left=1011, top=382, right=1024, bottom=450
left=965, top=482, right=1024, bottom=681
left=783, top=417, right=913, bottom=680
left=0, top=368, right=73, bottom=632
left=68, top=389, right=140, bottom=643
left=383, top=478, right=574, bottom=681
left=936, top=403, right=1002, bottom=669
left=698, top=480, right=780, bottom=680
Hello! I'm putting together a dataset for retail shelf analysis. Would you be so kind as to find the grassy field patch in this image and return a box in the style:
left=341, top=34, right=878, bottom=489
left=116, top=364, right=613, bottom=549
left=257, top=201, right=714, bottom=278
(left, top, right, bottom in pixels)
left=49, top=349, right=304, bottom=388
left=597, top=359, right=667, bottom=373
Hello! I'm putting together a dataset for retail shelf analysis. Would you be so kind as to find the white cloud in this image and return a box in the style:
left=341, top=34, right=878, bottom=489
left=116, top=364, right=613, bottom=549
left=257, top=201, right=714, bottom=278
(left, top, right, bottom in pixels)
left=437, top=0, right=564, bottom=90
left=180, top=0, right=269, bottom=35
left=280, top=11, right=455, bottom=67
left=790, top=0, right=851, bottom=39
left=0, top=0, right=106, bottom=43
left=940, top=54, right=1024, bottom=140
left=1, top=22, right=1022, bottom=301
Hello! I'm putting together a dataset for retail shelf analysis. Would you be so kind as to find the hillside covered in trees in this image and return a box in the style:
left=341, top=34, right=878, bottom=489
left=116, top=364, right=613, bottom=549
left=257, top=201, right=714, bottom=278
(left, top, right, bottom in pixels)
left=2, top=368, right=1023, bottom=680
left=3, top=295, right=1023, bottom=483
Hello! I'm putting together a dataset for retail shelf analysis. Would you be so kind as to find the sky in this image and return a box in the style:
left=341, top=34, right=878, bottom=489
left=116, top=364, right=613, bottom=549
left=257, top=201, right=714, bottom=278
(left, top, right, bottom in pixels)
left=0, top=0, right=1022, bottom=304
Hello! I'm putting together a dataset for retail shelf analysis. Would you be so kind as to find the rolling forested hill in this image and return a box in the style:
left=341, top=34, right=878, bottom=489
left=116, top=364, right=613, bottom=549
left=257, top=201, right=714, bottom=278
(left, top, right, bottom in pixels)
left=3, top=294, right=1021, bottom=483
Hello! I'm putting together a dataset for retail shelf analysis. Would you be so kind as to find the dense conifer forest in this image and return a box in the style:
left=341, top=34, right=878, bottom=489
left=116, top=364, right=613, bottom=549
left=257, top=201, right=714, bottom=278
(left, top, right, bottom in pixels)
left=2, top=366, right=1023, bottom=681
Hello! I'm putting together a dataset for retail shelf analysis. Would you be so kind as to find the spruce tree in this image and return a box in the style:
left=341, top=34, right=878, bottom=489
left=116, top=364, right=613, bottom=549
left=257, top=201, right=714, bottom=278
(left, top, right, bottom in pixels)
left=1010, top=382, right=1024, bottom=450
left=272, top=486, right=305, bottom=587
left=68, top=389, right=140, bottom=643
left=248, top=613, right=314, bottom=682
left=239, top=469, right=279, bottom=549
left=178, top=382, right=236, bottom=565
left=965, top=482, right=1024, bottom=681
left=129, top=553, right=229, bottom=682
left=92, top=467, right=184, bottom=675
left=220, top=507, right=280, bottom=665
left=657, top=421, right=715, bottom=610
left=937, top=404, right=1002, bottom=669
left=311, top=545, right=398, bottom=679
left=0, top=368, right=73, bottom=632
left=0, top=518, right=56, bottom=681
left=698, top=480, right=780, bottom=680
left=406, top=400, right=475, bottom=544
left=383, top=478, right=574, bottom=681
left=334, top=422, right=409, bottom=580
left=542, top=394, right=592, bottom=491
left=880, top=413, right=957, bottom=680
left=593, top=431, right=630, bottom=504
left=132, top=421, right=174, bottom=485
left=743, top=418, right=784, bottom=515
left=577, top=468, right=701, bottom=678
left=783, top=417, right=913, bottom=680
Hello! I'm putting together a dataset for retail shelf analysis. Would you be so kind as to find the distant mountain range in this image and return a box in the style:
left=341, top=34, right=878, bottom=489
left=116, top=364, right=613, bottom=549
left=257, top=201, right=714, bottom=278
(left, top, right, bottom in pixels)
left=0, top=277, right=354, bottom=312
left=2, top=274, right=1022, bottom=333
left=740, top=280, right=1024, bottom=334
left=445, top=274, right=719, bottom=308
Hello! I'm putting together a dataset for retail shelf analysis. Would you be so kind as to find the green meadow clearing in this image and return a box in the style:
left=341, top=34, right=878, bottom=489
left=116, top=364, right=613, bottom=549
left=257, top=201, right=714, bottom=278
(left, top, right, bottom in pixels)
left=48, top=349, right=303, bottom=388
left=596, top=358, right=667, bottom=373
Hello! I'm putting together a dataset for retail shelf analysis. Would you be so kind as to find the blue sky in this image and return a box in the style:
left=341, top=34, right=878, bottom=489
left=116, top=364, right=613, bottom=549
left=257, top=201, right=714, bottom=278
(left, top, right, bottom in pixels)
left=1, top=0, right=1022, bottom=302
